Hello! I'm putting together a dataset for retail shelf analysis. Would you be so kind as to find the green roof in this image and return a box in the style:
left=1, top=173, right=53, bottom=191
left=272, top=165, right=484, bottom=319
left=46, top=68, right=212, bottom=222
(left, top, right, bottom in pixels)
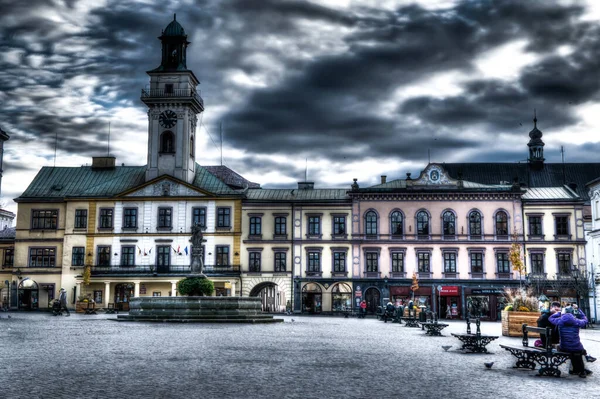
left=16, top=163, right=240, bottom=201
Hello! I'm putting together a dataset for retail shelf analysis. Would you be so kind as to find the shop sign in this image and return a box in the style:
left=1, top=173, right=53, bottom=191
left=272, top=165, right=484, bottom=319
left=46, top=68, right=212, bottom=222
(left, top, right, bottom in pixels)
left=439, top=286, right=459, bottom=296
left=472, top=289, right=504, bottom=295
left=140, top=284, right=146, bottom=294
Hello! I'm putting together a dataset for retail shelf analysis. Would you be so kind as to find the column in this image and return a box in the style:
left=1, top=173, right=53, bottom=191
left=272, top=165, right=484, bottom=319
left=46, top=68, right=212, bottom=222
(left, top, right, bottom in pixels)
left=171, top=281, right=177, bottom=296
left=134, top=281, right=140, bottom=298
left=104, top=282, right=111, bottom=308
left=76, top=282, right=82, bottom=302
left=230, top=281, right=236, bottom=297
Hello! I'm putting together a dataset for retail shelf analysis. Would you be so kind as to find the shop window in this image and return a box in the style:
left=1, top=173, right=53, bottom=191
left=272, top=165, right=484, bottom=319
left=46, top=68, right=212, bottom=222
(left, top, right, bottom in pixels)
left=331, top=283, right=352, bottom=312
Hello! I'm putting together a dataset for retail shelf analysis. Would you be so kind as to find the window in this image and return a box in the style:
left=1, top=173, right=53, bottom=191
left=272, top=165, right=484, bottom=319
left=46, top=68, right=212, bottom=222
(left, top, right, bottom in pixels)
left=333, top=216, right=346, bottom=235
left=249, top=216, right=262, bottom=236
left=470, top=252, right=483, bottom=273
left=74, top=209, right=87, bottom=229
left=164, top=83, right=173, bottom=94
left=160, top=131, right=174, bottom=153
left=32, top=209, right=58, bottom=230
left=217, top=208, right=231, bottom=228
left=496, top=252, right=510, bottom=273
left=274, top=216, right=286, bottom=236
left=333, top=252, right=346, bottom=272
left=391, top=252, right=404, bottom=272
left=365, top=211, right=378, bottom=237
left=442, top=211, right=456, bottom=238
left=390, top=211, right=403, bottom=236
left=3, top=248, right=14, bottom=267
left=123, top=208, right=137, bottom=229
left=158, top=207, right=172, bottom=229
left=365, top=252, right=379, bottom=272
left=216, top=246, right=229, bottom=266
left=72, top=247, right=85, bottom=267
left=97, top=246, right=111, bottom=266
left=249, top=252, right=261, bottom=272
left=555, top=216, right=569, bottom=236
left=29, top=248, right=56, bottom=267
left=307, top=251, right=321, bottom=272
left=93, top=290, right=103, bottom=304
left=443, top=252, right=456, bottom=273
left=308, top=216, right=321, bottom=236
left=192, top=207, right=206, bottom=228
left=557, top=252, right=572, bottom=274
left=469, top=211, right=482, bottom=238
left=529, top=215, right=543, bottom=236
left=416, top=211, right=429, bottom=238
left=99, top=208, right=114, bottom=229
left=530, top=252, right=544, bottom=274
left=121, top=246, right=135, bottom=267
left=157, top=246, right=171, bottom=267
left=274, top=252, right=286, bottom=272
left=495, top=211, right=508, bottom=237
left=417, top=252, right=430, bottom=272
left=190, top=135, right=194, bottom=157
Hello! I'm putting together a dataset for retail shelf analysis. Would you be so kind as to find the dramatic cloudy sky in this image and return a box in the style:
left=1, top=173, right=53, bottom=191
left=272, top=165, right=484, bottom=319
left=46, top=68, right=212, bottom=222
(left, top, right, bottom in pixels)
left=2, top=0, right=600, bottom=214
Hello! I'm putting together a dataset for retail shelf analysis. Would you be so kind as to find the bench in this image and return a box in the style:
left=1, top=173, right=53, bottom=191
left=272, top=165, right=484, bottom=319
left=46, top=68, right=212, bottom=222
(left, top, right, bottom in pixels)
left=400, top=316, right=420, bottom=328
left=421, top=321, right=449, bottom=336
left=84, top=302, right=97, bottom=315
left=104, top=303, right=117, bottom=314
left=451, top=317, right=498, bottom=353
left=499, top=324, right=571, bottom=377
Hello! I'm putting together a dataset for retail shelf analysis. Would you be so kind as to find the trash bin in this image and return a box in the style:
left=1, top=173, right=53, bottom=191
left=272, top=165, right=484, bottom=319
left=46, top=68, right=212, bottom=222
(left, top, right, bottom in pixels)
left=419, top=308, right=427, bottom=322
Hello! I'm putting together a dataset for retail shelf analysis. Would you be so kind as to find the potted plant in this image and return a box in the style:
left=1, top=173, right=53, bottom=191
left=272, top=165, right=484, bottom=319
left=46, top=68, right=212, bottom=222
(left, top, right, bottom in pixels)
left=501, top=289, right=541, bottom=336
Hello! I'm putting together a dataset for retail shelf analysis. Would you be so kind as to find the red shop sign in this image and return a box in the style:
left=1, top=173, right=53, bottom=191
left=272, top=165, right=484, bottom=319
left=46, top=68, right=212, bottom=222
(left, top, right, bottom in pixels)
left=439, top=286, right=459, bottom=296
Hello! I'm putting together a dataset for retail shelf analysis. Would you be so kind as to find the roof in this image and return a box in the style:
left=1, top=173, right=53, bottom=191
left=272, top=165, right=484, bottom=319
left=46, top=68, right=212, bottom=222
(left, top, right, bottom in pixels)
left=0, top=226, right=15, bottom=239
left=368, top=178, right=514, bottom=191
left=442, top=163, right=600, bottom=202
left=204, top=166, right=260, bottom=189
left=521, top=187, right=581, bottom=201
left=246, top=188, right=349, bottom=202
left=163, top=15, right=185, bottom=37
left=16, top=163, right=240, bottom=201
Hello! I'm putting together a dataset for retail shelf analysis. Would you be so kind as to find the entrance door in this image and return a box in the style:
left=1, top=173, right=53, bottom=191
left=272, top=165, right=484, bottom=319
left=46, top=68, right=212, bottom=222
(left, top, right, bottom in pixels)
left=364, top=287, right=380, bottom=314
left=18, top=279, right=39, bottom=310
left=114, top=283, right=134, bottom=311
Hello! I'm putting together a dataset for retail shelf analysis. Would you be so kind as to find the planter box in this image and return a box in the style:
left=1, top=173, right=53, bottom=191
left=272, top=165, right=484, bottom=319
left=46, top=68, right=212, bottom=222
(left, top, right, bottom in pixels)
left=501, top=311, right=541, bottom=337
left=76, top=302, right=95, bottom=313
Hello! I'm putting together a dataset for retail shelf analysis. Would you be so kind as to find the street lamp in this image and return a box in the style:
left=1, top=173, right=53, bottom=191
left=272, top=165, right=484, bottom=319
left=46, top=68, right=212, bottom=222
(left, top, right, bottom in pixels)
left=571, top=265, right=581, bottom=308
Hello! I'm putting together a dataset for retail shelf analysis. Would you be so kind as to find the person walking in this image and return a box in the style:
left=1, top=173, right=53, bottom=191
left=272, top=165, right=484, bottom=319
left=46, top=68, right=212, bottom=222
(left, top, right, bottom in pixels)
left=59, top=288, right=70, bottom=316
left=549, top=305, right=591, bottom=377
left=359, top=300, right=367, bottom=319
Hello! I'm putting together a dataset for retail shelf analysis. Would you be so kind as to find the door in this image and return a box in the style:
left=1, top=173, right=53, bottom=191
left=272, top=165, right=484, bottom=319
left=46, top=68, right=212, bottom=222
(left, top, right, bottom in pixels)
left=364, top=287, right=380, bottom=314
left=114, top=284, right=134, bottom=311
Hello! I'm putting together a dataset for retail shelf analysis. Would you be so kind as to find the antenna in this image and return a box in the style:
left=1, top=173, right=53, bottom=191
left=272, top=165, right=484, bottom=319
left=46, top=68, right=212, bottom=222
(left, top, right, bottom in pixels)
left=220, top=121, right=223, bottom=166
left=107, top=121, right=111, bottom=156
left=53, top=130, right=58, bottom=167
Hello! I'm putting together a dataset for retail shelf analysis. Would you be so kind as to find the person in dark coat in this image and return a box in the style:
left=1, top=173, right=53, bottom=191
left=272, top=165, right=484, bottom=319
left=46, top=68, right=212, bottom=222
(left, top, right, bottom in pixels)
left=537, top=301, right=561, bottom=347
left=59, top=288, right=70, bottom=316
left=384, top=302, right=395, bottom=323
left=549, top=306, right=590, bottom=377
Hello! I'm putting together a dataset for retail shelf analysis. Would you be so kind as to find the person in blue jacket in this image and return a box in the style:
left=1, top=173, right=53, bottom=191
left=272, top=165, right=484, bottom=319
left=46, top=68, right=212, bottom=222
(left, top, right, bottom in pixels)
left=549, top=305, right=592, bottom=377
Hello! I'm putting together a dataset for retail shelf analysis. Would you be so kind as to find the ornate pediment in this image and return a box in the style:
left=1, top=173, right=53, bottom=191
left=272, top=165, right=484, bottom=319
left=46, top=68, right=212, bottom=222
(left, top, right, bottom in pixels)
left=124, top=178, right=206, bottom=197
left=411, top=164, right=457, bottom=186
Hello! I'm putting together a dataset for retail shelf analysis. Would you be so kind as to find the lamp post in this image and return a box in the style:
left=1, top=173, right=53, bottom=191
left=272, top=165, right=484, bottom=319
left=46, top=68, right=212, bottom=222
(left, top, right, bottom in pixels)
left=571, top=265, right=581, bottom=309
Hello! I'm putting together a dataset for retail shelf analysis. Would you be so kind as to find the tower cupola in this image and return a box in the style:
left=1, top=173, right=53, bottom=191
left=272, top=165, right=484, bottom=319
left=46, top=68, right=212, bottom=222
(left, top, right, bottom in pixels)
left=156, top=14, right=189, bottom=71
left=527, top=110, right=544, bottom=169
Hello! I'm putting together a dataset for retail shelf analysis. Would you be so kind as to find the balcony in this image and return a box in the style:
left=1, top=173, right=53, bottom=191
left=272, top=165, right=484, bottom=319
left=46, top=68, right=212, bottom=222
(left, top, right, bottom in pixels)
left=140, top=88, right=204, bottom=111
left=90, top=264, right=240, bottom=276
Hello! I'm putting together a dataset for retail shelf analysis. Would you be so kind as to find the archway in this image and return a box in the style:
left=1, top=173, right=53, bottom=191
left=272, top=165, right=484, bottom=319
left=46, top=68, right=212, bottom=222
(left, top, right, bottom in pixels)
left=364, top=287, right=380, bottom=314
left=302, top=283, right=322, bottom=314
left=18, top=279, right=39, bottom=310
left=250, top=282, right=286, bottom=313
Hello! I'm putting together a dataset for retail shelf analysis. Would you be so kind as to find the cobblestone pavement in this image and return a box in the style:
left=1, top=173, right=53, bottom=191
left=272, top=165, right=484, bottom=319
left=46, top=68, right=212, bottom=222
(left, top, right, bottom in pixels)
left=0, top=312, right=599, bottom=399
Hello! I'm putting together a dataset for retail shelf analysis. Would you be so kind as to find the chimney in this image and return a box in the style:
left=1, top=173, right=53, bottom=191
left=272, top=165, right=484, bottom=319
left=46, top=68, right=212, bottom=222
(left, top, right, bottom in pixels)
left=91, top=156, right=116, bottom=169
left=381, top=175, right=387, bottom=184
left=298, top=182, right=314, bottom=190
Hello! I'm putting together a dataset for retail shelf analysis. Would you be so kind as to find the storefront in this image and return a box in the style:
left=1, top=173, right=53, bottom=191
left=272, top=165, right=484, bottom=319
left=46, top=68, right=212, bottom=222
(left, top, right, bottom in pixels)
left=465, top=288, right=506, bottom=321
left=331, top=283, right=352, bottom=312
left=439, top=286, right=461, bottom=319
left=302, top=283, right=322, bottom=314
left=390, top=286, right=432, bottom=314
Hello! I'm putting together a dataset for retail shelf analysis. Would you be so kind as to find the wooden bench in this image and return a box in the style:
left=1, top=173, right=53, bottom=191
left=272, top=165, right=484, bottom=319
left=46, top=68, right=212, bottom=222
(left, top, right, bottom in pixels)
left=451, top=317, right=498, bottom=353
left=499, top=324, right=571, bottom=377
left=421, top=321, right=449, bottom=336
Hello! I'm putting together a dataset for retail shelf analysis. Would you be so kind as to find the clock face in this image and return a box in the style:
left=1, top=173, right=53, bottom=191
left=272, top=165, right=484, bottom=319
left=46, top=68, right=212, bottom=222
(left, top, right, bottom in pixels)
left=159, top=110, right=177, bottom=128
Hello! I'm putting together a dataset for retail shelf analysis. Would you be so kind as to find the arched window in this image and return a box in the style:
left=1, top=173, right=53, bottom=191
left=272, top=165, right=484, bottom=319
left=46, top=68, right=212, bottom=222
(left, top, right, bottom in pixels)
left=416, top=210, right=429, bottom=238
left=331, top=283, right=352, bottom=312
left=469, top=211, right=482, bottom=239
left=160, top=131, right=175, bottom=153
left=495, top=211, right=508, bottom=238
left=365, top=210, right=378, bottom=237
left=442, top=211, right=456, bottom=238
left=390, top=211, right=403, bottom=237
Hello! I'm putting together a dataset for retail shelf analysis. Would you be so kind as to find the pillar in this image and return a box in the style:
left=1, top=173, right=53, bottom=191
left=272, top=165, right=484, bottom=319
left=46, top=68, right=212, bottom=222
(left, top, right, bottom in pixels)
left=230, top=281, right=236, bottom=297
left=171, top=281, right=177, bottom=296
left=104, top=282, right=111, bottom=307
left=76, top=282, right=82, bottom=302
left=134, top=281, right=140, bottom=298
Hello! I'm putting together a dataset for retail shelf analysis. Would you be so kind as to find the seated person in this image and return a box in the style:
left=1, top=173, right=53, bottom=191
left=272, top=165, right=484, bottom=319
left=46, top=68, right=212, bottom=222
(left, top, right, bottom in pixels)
left=537, top=301, right=561, bottom=347
left=549, top=305, right=593, bottom=377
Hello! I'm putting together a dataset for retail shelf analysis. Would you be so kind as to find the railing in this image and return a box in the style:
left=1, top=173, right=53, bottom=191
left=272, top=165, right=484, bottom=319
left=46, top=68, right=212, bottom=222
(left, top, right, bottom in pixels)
left=90, top=264, right=240, bottom=275
left=141, top=89, right=203, bottom=106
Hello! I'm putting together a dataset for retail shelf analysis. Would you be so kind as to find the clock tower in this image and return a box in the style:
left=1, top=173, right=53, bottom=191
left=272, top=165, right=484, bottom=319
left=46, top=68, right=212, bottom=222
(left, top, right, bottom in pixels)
left=142, top=14, right=204, bottom=184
